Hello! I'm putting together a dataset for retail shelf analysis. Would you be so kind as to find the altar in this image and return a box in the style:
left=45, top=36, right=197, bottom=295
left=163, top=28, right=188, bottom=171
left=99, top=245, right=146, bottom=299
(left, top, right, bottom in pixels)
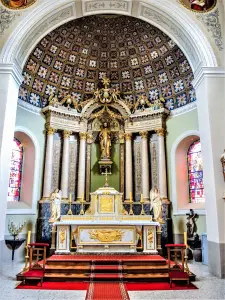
left=53, top=185, right=161, bottom=254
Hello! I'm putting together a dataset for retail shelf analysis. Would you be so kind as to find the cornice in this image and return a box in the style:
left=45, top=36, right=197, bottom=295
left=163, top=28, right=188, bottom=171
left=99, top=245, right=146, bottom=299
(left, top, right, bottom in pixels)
left=18, top=98, right=41, bottom=115
left=169, top=102, right=197, bottom=118
left=193, top=66, right=225, bottom=90
left=0, top=62, right=23, bottom=86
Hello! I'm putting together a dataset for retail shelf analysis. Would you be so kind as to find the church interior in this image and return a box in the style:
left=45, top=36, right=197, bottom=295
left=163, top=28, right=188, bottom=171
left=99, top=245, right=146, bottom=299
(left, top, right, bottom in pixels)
left=0, top=0, right=224, bottom=299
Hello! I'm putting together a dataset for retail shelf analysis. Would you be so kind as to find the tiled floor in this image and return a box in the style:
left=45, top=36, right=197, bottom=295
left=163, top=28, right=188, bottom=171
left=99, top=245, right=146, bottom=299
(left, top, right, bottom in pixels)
left=0, top=260, right=224, bottom=300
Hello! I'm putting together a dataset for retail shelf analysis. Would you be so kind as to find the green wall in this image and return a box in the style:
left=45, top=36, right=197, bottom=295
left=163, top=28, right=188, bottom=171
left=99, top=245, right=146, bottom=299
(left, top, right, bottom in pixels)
left=166, top=108, right=206, bottom=235
left=91, top=143, right=120, bottom=192
left=5, top=106, right=46, bottom=235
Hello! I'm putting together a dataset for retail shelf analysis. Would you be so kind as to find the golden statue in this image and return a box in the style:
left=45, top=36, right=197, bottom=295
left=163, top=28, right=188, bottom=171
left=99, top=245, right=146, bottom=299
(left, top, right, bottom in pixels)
left=99, top=123, right=111, bottom=159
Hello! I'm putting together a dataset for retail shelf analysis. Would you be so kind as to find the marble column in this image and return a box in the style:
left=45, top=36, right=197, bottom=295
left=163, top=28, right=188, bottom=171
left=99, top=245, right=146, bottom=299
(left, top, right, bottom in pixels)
left=193, top=67, right=225, bottom=278
left=42, top=127, right=57, bottom=198
left=61, top=130, right=72, bottom=199
left=125, top=133, right=133, bottom=201
left=155, top=128, right=168, bottom=201
left=140, top=131, right=150, bottom=200
left=77, top=132, right=87, bottom=201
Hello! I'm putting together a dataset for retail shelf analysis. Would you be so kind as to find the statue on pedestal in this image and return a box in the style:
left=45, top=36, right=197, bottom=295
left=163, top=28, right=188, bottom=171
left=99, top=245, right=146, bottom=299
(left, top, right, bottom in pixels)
left=99, top=122, right=111, bottom=159
left=150, top=188, right=163, bottom=222
left=49, top=189, right=62, bottom=222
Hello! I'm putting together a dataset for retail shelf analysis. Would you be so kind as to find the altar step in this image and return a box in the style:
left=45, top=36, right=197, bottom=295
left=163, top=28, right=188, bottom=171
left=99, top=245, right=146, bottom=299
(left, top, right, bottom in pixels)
left=45, top=264, right=169, bottom=274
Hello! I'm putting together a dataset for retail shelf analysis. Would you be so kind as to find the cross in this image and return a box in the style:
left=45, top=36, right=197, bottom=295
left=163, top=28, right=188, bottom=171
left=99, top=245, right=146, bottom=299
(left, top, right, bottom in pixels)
left=103, top=168, right=109, bottom=187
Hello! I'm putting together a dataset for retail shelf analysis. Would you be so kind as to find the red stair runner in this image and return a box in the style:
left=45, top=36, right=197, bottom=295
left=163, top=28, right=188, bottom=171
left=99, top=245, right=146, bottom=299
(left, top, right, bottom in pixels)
left=86, top=282, right=129, bottom=300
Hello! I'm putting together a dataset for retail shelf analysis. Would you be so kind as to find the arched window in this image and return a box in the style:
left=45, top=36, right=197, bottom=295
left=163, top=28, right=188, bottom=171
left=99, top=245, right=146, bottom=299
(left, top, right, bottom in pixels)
left=7, top=138, right=23, bottom=202
left=187, top=140, right=205, bottom=203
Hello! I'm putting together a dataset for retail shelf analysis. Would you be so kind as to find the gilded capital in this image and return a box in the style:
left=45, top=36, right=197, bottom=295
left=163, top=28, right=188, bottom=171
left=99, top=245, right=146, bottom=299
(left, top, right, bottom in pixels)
left=79, top=132, right=87, bottom=140
left=63, top=130, right=72, bottom=139
left=155, top=128, right=165, bottom=137
left=139, top=131, right=148, bottom=139
left=119, top=132, right=125, bottom=144
left=46, top=126, right=57, bottom=136
left=124, top=133, right=132, bottom=141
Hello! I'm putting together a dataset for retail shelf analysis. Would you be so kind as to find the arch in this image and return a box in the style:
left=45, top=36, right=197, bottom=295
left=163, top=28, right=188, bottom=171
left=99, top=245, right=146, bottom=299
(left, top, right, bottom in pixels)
left=7, top=126, right=40, bottom=215
left=0, top=0, right=218, bottom=73
left=170, top=130, right=206, bottom=215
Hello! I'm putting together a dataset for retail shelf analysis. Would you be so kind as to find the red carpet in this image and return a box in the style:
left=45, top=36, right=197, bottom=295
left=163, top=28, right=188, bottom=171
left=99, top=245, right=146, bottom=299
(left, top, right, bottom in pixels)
left=86, top=282, right=129, bottom=300
left=125, top=282, right=198, bottom=291
left=16, top=281, right=89, bottom=290
left=48, top=254, right=165, bottom=262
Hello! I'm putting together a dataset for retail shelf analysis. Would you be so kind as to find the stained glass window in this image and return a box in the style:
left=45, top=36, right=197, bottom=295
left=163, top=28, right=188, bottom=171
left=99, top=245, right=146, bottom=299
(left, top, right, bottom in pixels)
left=187, top=140, right=205, bottom=203
left=7, top=138, right=23, bottom=202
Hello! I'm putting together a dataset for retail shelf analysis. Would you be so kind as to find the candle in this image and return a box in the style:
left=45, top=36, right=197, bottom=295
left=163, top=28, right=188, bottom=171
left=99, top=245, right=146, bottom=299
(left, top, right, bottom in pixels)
left=141, top=194, right=144, bottom=203
left=130, top=192, right=132, bottom=202
left=82, top=193, right=84, bottom=202
left=27, top=231, right=31, bottom=245
left=184, top=231, right=187, bottom=247
left=69, top=194, right=72, bottom=202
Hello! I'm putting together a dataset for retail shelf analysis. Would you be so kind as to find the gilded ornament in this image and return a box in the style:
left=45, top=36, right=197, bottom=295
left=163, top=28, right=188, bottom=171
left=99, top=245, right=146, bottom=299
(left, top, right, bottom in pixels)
left=46, top=126, right=57, bottom=136
left=148, top=229, right=154, bottom=245
left=63, top=130, right=72, bottom=139
left=79, top=132, right=87, bottom=140
left=59, top=229, right=66, bottom=244
left=89, top=229, right=124, bottom=242
left=124, top=133, right=132, bottom=140
left=99, top=196, right=114, bottom=213
left=155, top=128, right=165, bottom=137
left=139, top=131, right=148, bottom=139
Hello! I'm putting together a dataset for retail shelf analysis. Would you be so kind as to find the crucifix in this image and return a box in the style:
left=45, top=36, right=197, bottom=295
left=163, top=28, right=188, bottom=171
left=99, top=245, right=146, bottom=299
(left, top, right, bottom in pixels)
left=103, top=168, right=109, bottom=187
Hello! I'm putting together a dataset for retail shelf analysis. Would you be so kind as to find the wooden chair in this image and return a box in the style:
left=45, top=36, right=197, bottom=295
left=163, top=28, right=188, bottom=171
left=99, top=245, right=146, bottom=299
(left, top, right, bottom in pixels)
left=23, top=242, right=49, bottom=286
left=166, top=244, right=190, bottom=288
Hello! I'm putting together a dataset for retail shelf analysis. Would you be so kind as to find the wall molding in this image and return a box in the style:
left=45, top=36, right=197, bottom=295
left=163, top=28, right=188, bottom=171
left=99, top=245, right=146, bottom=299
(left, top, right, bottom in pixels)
left=170, top=130, right=206, bottom=216
left=6, top=126, right=41, bottom=215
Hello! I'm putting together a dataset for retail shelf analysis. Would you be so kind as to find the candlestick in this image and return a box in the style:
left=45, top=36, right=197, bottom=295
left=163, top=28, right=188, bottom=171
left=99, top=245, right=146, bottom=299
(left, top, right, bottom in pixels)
left=67, top=193, right=73, bottom=215
left=140, top=194, right=145, bottom=215
left=129, top=192, right=133, bottom=215
left=80, top=194, right=85, bottom=215
left=27, top=231, right=31, bottom=245
left=184, top=231, right=187, bottom=247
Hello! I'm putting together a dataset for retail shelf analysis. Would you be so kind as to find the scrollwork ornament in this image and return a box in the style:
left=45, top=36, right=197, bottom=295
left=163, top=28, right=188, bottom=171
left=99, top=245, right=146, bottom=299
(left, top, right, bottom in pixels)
left=0, top=7, right=20, bottom=36
left=197, top=9, right=223, bottom=51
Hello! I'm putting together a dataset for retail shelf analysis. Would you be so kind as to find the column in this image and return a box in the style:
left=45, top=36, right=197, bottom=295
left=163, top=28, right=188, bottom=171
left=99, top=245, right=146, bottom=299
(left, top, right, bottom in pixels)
left=140, top=131, right=150, bottom=200
left=61, top=130, right=72, bottom=199
left=42, top=126, right=56, bottom=198
left=155, top=128, right=168, bottom=201
left=193, top=67, right=225, bottom=278
left=125, top=133, right=133, bottom=201
left=77, top=132, right=87, bottom=200
left=0, top=64, right=22, bottom=252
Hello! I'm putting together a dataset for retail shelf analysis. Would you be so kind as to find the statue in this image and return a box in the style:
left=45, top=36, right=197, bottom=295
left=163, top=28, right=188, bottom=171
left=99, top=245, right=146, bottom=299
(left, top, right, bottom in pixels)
left=186, top=209, right=199, bottom=239
left=49, top=189, right=62, bottom=222
left=150, top=188, right=163, bottom=222
left=99, top=123, right=111, bottom=159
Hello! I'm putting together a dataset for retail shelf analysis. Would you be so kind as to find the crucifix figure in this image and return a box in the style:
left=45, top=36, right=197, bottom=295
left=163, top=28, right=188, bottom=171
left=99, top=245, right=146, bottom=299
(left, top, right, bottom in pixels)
left=186, top=209, right=199, bottom=238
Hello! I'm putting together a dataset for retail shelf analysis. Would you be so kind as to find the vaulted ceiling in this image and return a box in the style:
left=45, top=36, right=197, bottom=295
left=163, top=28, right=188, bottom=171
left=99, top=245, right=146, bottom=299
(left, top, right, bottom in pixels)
left=18, top=15, right=195, bottom=111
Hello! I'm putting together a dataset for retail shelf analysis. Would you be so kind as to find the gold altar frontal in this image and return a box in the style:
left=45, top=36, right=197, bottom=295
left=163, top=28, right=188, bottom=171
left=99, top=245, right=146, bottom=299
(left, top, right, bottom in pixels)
left=53, top=186, right=161, bottom=253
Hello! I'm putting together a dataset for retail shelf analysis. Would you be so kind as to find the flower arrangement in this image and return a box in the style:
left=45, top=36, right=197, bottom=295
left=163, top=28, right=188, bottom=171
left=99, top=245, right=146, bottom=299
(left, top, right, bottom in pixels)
left=8, top=220, right=26, bottom=240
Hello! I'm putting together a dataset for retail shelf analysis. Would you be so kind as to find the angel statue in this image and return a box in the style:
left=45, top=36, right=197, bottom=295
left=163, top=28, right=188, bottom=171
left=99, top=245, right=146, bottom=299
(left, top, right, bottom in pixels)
left=49, top=189, right=62, bottom=222
left=150, top=188, right=163, bottom=223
